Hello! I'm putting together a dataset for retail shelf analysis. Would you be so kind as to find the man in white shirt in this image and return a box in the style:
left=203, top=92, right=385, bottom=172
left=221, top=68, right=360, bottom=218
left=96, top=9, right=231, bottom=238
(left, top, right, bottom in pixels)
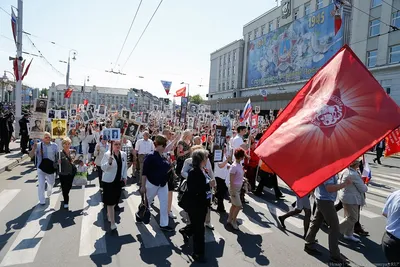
left=231, top=126, right=248, bottom=161
left=135, top=131, right=154, bottom=185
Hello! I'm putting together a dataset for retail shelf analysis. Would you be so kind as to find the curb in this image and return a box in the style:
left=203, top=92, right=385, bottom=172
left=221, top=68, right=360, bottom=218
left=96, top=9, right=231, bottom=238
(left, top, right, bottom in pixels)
left=0, top=154, right=30, bottom=174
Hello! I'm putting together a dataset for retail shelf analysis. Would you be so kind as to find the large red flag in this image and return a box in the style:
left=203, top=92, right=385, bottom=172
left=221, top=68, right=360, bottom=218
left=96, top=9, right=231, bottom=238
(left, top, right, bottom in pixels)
left=384, top=127, right=400, bottom=157
left=174, top=87, right=186, bottom=97
left=255, top=45, right=400, bottom=198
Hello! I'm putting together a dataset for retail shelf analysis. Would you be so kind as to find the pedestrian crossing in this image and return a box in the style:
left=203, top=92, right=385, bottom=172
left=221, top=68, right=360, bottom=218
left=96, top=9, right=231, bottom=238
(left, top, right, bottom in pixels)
left=0, top=170, right=395, bottom=266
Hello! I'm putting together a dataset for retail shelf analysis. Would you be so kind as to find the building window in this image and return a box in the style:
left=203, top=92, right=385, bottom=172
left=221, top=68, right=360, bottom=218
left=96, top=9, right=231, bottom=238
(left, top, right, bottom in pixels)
left=219, top=57, right=222, bottom=66
left=228, top=67, right=230, bottom=76
left=233, top=50, right=237, bottom=61
left=228, top=53, right=231, bottom=63
left=218, top=84, right=221, bottom=91
left=369, top=19, right=380, bottom=37
left=382, top=80, right=391, bottom=94
left=248, top=33, right=251, bottom=41
left=231, top=80, right=235, bottom=89
left=261, top=25, right=266, bottom=35
left=222, top=83, right=225, bottom=91
left=316, top=0, right=323, bottom=10
left=367, top=50, right=377, bottom=67
left=389, top=45, right=400, bottom=64
left=254, top=28, right=258, bottom=38
left=392, top=11, right=400, bottom=29
left=304, top=2, right=311, bottom=16
left=371, top=0, right=382, bottom=8
left=233, top=66, right=236, bottom=75
left=277, top=18, right=280, bottom=28
left=219, top=70, right=221, bottom=77
left=268, top=21, right=273, bottom=32
left=294, top=8, right=299, bottom=20
left=223, top=55, right=226, bottom=64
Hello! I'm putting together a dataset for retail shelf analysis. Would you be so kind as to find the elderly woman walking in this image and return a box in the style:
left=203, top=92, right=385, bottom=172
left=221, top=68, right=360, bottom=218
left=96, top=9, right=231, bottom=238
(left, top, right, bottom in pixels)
left=338, top=159, right=368, bottom=242
left=58, top=137, right=77, bottom=209
left=101, top=140, right=128, bottom=231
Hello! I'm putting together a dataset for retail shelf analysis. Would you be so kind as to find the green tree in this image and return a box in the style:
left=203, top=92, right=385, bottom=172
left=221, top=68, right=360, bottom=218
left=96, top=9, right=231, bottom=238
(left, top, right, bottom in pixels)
left=189, top=94, right=203, bottom=104
left=40, top=88, right=48, bottom=96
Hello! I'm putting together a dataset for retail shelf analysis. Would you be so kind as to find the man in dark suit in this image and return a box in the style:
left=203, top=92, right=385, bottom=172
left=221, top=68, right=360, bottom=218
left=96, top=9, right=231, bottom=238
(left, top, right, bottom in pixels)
left=19, top=113, right=30, bottom=154
left=374, top=139, right=386, bottom=164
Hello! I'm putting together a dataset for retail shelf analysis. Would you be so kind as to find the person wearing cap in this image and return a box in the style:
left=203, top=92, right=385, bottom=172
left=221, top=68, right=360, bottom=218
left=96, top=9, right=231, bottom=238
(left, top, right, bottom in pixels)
left=19, top=113, right=30, bottom=154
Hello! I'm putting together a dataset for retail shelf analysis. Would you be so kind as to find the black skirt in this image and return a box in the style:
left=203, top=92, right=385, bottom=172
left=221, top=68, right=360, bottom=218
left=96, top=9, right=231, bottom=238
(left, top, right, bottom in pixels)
left=102, top=177, right=122, bottom=206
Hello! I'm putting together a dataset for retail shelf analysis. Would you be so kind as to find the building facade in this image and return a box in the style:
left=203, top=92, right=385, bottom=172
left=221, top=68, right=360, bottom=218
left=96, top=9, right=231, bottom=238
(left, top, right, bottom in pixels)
left=207, top=0, right=400, bottom=111
left=48, top=83, right=167, bottom=111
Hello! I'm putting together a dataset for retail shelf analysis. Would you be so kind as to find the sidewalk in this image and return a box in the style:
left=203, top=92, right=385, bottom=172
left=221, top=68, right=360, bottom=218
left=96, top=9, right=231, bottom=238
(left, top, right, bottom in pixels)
left=0, top=140, right=30, bottom=174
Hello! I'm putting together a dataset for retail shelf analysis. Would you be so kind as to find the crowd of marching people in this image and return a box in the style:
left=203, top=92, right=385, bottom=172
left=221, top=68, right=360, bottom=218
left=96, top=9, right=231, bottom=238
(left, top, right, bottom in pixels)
left=19, top=109, right=399, bottom=265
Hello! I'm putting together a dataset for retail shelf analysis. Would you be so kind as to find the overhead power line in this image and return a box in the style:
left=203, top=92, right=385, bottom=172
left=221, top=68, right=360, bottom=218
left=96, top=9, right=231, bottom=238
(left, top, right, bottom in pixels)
left=352, top=4, right=399, bottom=31
left=121, top=0, right=164, bottom=71
left=382, top=0, right=400, bottom=13
left=113, top=0, right=143, bottom=68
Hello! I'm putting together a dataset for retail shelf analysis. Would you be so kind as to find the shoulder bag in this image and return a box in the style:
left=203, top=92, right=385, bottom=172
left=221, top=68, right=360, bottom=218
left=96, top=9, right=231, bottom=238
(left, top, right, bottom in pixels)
left=39, top=143, right=57, bottom=174
left=136, top=192, right=151, bottom=224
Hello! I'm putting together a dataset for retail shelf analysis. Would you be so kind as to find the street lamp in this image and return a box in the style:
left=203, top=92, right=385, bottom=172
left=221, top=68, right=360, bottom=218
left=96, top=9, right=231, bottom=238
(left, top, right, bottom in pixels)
left=60, top=49, right=78, bottom=109
left=6, top=84, right=13, bottom=103
left=29, top=91, right=33, bottom=107
left=180, top=82, right=190, bottom=98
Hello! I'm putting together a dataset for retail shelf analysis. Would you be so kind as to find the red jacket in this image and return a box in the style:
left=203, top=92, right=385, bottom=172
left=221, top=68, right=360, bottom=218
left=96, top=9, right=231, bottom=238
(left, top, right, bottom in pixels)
left=245, top=149, right=259, bottom=168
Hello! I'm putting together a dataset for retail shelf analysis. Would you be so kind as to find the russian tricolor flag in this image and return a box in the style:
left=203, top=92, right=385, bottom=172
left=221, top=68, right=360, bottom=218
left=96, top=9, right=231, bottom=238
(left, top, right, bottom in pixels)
left=362, top=155, right=372, bottom=184
left=239, top=98, right=252, bottom=123
left=11, top=8, right=17, bottom=45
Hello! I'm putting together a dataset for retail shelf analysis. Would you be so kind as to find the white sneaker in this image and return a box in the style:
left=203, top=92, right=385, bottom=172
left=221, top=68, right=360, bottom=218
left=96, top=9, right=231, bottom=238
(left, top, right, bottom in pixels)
left=63, top=204, right=69, bottom=209
left=169, top=211, right=177, bottom=219
left=344, top=235, right=360, bottom=242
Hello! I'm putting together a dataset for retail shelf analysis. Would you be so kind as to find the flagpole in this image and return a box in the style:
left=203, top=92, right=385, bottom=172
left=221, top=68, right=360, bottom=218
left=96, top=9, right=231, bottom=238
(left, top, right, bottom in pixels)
left=14, top=0, right=23, bottom=137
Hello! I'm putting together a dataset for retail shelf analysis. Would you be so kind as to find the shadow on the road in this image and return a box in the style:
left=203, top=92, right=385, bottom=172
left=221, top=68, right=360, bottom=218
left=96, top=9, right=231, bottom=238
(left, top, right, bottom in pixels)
left=4, top=206, right=36, bottom=233
left=6, top=175, right=23, bottom=181
left=0, top=232, right=14, bottom=253
left=225, top=223, right=269, bottom=266
left=45, top=204, right=84, bottom=230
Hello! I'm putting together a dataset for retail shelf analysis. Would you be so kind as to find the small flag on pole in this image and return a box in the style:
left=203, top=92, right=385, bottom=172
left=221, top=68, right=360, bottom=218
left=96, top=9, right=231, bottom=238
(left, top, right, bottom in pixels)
left=11, top=8, right=17, bottom=45
left=239, top=98, right=252, bottom=123
left=362, top=155, right=372, bottom=184
left=174, top=87, right=186, bottom=97
left=161, top=80, right=172, bottom=95
left=64, top=88, right=73, bottom=98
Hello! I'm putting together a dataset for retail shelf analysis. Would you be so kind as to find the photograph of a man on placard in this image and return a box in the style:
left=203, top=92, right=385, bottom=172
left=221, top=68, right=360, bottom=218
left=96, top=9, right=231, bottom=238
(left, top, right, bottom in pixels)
left=87, top=110, right=94, bottom=121
left=189, top=103, right=198, bottom=114
left=34, top=99, right=48, bottom=114
left=88, top=104, right=95, bottom=113
left=110, top=128, right=121, bottom=141
left=124, top=122, right=139, bottom=139
left=98, top=105, right=106, bottom=117
left=48, top=109, right=55, bottom=119
left=52, top=119, right=67, bottom=138
left=113, top=118, right=124, bottom=129
left=70, top=109, right=77, bottom=117
left=143, top=113, right=149, bottom=124
left=103, top=129, right=111, bottom=141
left=60, top=110, right=68, bottom=119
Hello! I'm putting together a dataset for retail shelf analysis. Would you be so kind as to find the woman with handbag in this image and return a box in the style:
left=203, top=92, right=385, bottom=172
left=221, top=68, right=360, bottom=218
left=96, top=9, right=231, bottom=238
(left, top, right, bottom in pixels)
left=101, top=140, right=128, bottom=231
left=58, top=137, right=77, bottom=209
left=29, top=132, right=59, bottom=205
left=182, top=149, right=215, bottom=263
left=94, top=136, right=108, bottom=189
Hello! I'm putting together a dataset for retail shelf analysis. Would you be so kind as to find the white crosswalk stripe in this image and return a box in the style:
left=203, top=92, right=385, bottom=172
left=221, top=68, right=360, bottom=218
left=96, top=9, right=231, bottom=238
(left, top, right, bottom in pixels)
left=0, top=189, right=61, bottom=267
left=0, top=189, right=20, bottom=214
left=79, top=186, right=107, bottom=257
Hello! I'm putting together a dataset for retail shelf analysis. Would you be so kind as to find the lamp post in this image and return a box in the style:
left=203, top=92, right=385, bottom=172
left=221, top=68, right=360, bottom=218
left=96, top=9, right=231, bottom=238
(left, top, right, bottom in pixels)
left=7, top=84, right=13, bottom=103
left=29, top=91, right=32, bottom=108
left=60, top=49, right=77, bottom=109
left=0, top=72, right=8, bottom=103
left=180, top=82, right=190, bottom=99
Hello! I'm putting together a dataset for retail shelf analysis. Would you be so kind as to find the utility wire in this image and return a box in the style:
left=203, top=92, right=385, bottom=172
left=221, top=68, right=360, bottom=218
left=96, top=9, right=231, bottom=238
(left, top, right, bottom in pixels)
left=382, top=0, right=400, bottom=13
left=352, top=4, right=399, bottom=31
left=25, top=35, right=64, bottom=76
left=113, top=0, right=143, bottom=69
left=121, top=0, right=164, bottom=71
left=0, top=6, right=11, bottom=16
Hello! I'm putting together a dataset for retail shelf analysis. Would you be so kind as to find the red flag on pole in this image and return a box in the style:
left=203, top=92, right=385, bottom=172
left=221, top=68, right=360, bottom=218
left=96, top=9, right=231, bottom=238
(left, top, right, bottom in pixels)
left=22, top=59, right=33, bottom=80
left=255, top=45, right=400, bottom=198
left=64, top=88, right=73, bottom=98
left=11, top=8, right=17, bottom=45
left=174, top=87, right=186, bottom=97
left=384, top=127, right=400, bottom=157
left=83, top=99, right=89, bottom=106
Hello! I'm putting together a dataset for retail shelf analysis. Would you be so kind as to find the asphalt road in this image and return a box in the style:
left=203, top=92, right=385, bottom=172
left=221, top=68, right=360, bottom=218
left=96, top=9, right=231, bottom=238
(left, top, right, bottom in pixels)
left=0, top=154, right=398, bottom=267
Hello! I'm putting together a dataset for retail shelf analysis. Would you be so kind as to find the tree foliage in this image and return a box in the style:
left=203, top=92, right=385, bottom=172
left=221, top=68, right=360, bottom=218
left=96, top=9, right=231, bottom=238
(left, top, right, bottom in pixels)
left=190, top=94, right=203, bottom=104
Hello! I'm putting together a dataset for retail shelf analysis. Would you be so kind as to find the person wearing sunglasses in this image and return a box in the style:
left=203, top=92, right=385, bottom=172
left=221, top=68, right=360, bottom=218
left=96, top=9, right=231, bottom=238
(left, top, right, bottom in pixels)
left=101, top=140, right=128, bottom=231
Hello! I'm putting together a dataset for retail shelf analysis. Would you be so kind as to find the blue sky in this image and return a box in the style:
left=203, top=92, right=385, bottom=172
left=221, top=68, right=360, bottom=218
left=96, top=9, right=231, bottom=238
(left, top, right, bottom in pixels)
left=0, top=0, right=277, bottom=99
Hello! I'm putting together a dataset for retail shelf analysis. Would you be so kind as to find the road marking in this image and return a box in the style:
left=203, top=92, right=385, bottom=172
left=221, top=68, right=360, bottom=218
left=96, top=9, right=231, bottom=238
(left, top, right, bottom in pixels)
left=125, top=186, right=170, bottom=249
left=79, top=187, right=106, bottom=257
left=366, top=186, right=392, bottom=199
left=365, top=198, right=385, bottom=209
left=0, top=189, right=20, bottom=214
left=248, top=195, right=303, bottom=229
left=360, top=209, right=381, bottom=218
left=0, top=191, right=60, bottom=267
left=370, top=175, right=400, bottom=188
left=170, top=194, right=224, bottom=243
